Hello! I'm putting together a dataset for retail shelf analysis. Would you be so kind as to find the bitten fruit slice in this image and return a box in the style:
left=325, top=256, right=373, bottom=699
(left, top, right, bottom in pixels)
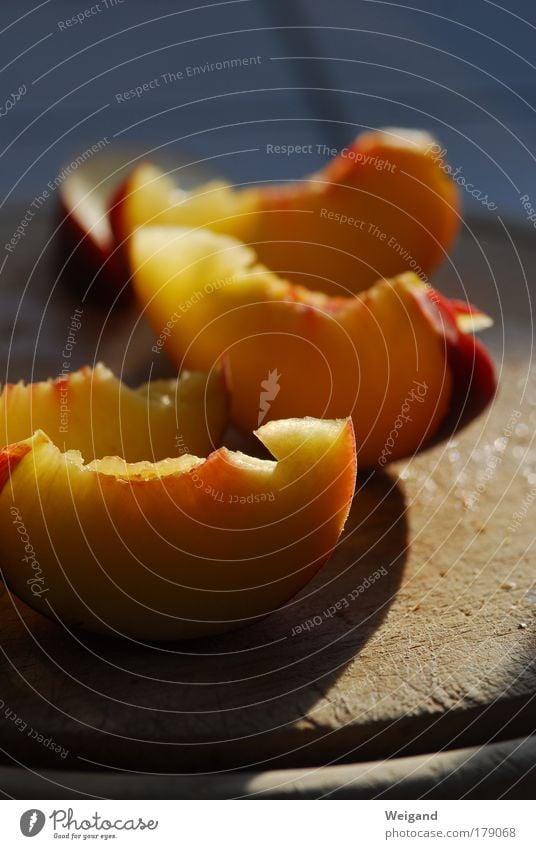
left=0, top=363, right=228, bottom=461
left=0, top=418, right=356, bottom=640
left=58, top=168, right=119, bottom=296
left=130, top=226, right=495, bottom=469
left=111, top=128, right=459, bottom=295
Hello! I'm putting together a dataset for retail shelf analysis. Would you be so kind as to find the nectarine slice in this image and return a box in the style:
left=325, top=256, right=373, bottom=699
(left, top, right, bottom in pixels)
left=111, top=128, right=459, bottom=295
left=58, top=169, right=119, bottom=297
left=0, top=363, right=227, bottom=461
left=0, top=417, right=356, bottom=640
left=130, top=227, right=495, bottom=468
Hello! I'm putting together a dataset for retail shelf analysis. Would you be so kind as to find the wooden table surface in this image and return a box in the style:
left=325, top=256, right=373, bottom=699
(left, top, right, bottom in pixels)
left=0, top=0, right=535, bottom=796
left=0, top=206, right=534, bottom=777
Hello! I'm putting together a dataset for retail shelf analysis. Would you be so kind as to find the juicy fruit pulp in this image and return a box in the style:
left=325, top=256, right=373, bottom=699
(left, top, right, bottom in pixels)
left=111, top=128, right=460, bottom=296
left=0, top=417, right=356, bottom=640
left=130, top=226, right=495, bottom=468
left=0, top=363, right=228, bottom=461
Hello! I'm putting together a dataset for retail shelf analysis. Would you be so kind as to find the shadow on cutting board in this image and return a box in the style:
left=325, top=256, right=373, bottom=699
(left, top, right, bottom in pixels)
left=0, top=470, right=407, bottom=774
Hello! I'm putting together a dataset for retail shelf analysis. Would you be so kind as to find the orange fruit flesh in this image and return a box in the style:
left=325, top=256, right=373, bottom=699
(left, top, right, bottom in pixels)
left=111, top=128, right=459, bottom=296
left=0, top=363, right=228, bottom=461
left=130, top=226, right=453, bottom=468
left=0, top=417, right=356, bottom=640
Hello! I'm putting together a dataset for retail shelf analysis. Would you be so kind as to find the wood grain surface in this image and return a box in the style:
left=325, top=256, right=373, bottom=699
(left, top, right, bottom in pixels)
left=0, top=211, right=534, bottom=776
left=1, top=736, right=535, bottom=800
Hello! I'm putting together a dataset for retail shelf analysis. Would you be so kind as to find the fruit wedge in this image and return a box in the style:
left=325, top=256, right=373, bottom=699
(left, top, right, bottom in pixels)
left=58, top=170, right=118, bottom=294
left=0, top=363, right=228, bottom=460
left=0, top=418, right=356, bottom=640
left=57, top=151, right=216, bottom=301
left=57, top=153, right=134, bottom=300
left=130, top=226, right=496, bottom=468
left=111, top=128, right=459, bottom=295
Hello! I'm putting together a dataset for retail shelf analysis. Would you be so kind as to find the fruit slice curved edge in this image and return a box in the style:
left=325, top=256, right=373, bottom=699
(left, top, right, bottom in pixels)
left=130, top=225, right=496, bottom=468
left=0, top=363, right=228, bottom=461
left=0, top=417, right=356, bottom=641
left=110, top=127, right=460, bottom=295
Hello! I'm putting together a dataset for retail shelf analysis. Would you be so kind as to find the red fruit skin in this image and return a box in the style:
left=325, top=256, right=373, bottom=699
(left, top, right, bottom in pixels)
left=56, top=183, right=129, bottom=304
left=74, top=156, right=496, bottom=441
left=413, top=286, right=497, bottom=432
left=107, top=177, right=127, bottom=246
left=106, top=177, right=134, bottom=289
left=0, top=443, right=30, bottom=491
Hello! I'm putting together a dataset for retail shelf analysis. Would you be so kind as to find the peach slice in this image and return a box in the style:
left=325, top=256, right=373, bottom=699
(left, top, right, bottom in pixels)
left=58, top=171, right=117, bottom=293
left=57, top=151, right=216, bottom=301
left=130, top=227, right=495, bottom=469
left=0, top=417, right=356, bottom=640
left=110, top=128, right=459, bottom=295
left=0, top=363, right=228, bottom=461
left=57, top=154, right=133, bottom=301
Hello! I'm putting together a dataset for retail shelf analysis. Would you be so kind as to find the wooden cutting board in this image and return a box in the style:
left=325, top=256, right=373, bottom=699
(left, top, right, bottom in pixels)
left=0, top=211, right=534, bottom=775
